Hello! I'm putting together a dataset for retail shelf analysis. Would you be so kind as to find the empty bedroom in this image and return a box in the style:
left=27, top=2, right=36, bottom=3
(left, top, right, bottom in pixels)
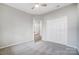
left=0, top=3, right=79, bottom=55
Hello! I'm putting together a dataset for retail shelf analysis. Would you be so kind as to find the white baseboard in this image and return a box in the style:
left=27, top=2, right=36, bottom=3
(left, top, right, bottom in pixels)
left=0, top=40, right=32, bottom=49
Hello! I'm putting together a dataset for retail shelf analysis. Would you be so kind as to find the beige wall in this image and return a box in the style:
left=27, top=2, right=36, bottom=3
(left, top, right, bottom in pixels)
left=0, top=4, right=33, bottom=49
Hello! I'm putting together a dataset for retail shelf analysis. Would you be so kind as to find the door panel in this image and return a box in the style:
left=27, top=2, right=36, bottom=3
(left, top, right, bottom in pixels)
left=46, top=16, right=67, bottom=45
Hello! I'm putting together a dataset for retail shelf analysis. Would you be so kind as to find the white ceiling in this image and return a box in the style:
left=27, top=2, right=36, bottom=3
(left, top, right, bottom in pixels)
left=5, top=3, right=71, bottom=15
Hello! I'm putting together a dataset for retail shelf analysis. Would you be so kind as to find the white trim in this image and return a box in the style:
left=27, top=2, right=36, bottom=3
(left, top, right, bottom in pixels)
left=0, top=40, right=32, bottom=49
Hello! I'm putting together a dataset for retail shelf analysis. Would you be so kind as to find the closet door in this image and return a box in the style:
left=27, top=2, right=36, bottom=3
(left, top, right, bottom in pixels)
left=46, top=16, right=67, bottom=45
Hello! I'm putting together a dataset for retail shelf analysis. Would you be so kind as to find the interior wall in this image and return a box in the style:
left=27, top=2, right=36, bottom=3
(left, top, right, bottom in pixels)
left=77, top=4, right=79, bottom=51
left=0, top=4, right=33, bottom=49
left=43, top=4, right=78, bottom=49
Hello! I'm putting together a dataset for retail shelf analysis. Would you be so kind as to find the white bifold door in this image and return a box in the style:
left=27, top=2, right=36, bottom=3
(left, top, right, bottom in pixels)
left=45, top=16, right=68, bottom=45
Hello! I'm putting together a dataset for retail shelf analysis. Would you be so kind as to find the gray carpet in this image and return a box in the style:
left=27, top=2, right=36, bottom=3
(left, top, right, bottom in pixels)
left=0, top=40, right=78, bottom=55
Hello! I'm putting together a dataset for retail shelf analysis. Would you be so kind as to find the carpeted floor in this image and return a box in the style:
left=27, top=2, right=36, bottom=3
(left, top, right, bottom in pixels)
left=0, top=40, right=78, bottom=55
